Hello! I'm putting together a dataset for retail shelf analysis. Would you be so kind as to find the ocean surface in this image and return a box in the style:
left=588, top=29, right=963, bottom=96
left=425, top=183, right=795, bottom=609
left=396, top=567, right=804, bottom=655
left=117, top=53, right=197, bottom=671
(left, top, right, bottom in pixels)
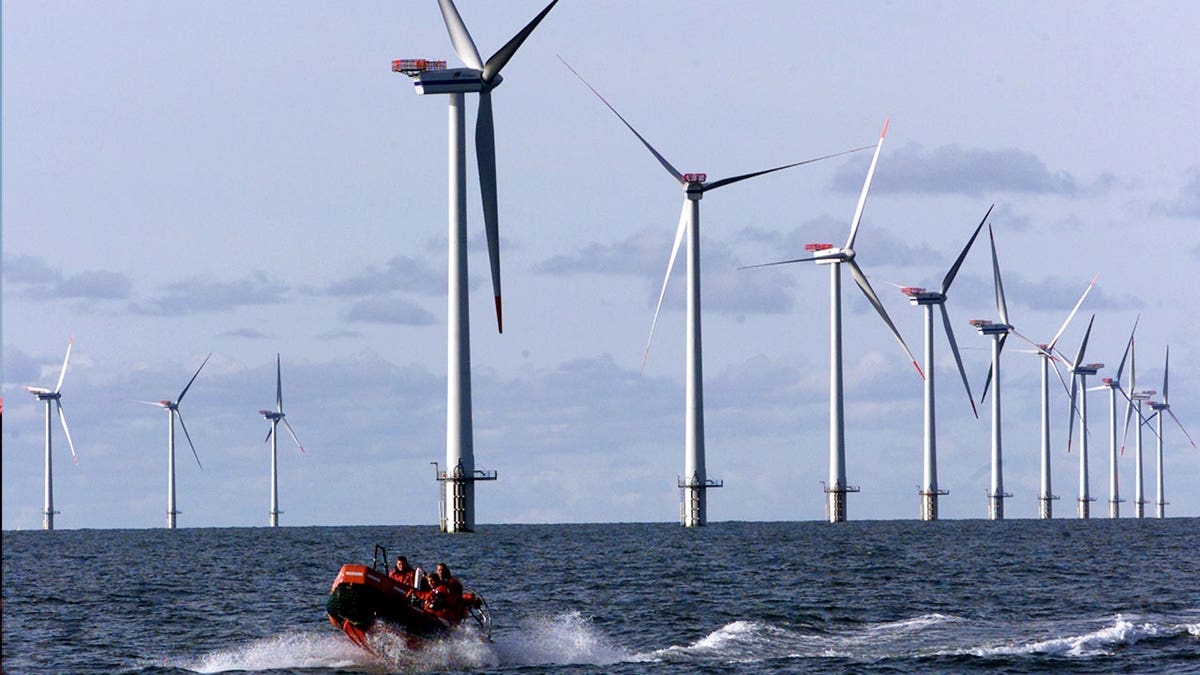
left=3, top=519, right=1198, bottom=674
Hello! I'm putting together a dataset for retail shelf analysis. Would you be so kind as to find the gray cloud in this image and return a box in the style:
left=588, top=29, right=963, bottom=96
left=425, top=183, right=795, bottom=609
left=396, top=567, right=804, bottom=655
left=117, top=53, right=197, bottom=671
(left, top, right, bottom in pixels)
left=131, top=271, right=289, bottom=316
left=344, top=296, right=436, bottom=325
left=3, top=254, right=132, bottom=300
left=219, top=328, right=273, bottom=340
left=325, top=255, right=444, bottom=298
left=1154, top=168, right=1200, bottom=218
left=833, top=142, right=1091, bottom=197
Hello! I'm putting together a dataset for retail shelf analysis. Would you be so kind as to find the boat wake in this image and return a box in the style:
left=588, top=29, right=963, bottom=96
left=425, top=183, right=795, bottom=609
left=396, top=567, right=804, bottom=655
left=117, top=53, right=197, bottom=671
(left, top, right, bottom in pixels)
left=171, top=611, right=1198, bottom=672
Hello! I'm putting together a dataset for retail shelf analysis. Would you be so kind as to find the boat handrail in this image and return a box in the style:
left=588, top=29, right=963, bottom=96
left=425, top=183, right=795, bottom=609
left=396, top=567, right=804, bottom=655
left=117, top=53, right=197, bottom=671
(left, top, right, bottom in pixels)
left=372, top=543, right=388, bottom=572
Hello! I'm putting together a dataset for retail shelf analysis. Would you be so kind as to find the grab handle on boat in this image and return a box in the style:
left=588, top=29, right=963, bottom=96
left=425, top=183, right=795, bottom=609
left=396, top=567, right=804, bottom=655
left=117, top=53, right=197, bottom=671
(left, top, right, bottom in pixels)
left=373, top=543, right=388, bottom=572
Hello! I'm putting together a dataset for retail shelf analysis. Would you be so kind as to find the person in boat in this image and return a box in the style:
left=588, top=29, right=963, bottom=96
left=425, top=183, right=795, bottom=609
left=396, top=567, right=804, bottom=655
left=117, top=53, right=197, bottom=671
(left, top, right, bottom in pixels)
left=389, top=556, right=415, bottom=587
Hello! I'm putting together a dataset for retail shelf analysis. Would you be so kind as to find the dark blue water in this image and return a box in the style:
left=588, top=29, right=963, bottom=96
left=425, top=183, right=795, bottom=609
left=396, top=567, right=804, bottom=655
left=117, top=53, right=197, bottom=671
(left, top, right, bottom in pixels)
left=3, top=519, right=1198, bottom=674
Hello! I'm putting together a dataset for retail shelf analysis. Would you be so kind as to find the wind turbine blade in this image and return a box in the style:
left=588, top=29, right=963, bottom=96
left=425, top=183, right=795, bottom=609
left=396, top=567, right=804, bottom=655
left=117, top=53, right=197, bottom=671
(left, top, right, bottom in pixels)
left=1166, top=409, right=1197, bottom=448
left=1162, top=346, right=1170, bottom=404
left=1050, top=354, right=1071, bottom=398
left=702, top=146, right=873, bottom=192
left=1071, top=314, right=1096, bottom=371
left=57, top=401, right=78, bottom=464
left=276, top=354, right=283, bottom=412
left=940, top=303, right=978, bottom=418
left=136, top=400, right=168, bottom=408
left=940, top=204, right=993, bottom=295
left=559, top=56, right=684, bottom=184
left=177, top=352, right=212, bottom=404
left=476, top=88, right=503, bottom=333
left=282, top=418, right=306, bottom=453
left=979, top=334, right=1009, bottom=404
left=1114, top=316, right=1139, bottom=381
left=987, top=225, right=1009, bottom=326
left=1047, top=274, right=1098, bottom=352
left=482, top=0, right=559, bottom=83
left=847, top=259, right=924, bottom=379
left=1119, top=393, right=1135, bottom=455
left=436, top=0, right=484, bottom=71
left=642, top=201, right=690, bottom=373
left=176, top=411, right=203, bottom=470
left=55, top=338, right=74, bottom=394
left=844, top=119, right=888, bottom=251
left=738, top=257, right=819, bottom=271
left=264, top=426, right=274, bottom=444
left=1067, top=376, right=1079, bottom=454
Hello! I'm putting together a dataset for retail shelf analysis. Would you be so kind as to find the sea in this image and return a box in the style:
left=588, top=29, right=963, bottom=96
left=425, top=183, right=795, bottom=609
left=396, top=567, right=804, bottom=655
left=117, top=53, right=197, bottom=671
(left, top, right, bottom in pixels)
left=2, top=519, right=1198, bottom=674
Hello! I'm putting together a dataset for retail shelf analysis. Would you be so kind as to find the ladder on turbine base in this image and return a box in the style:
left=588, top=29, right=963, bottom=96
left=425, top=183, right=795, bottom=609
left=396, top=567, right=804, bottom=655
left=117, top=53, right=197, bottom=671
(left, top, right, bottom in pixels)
left=822, top=481, right=860, bottom=523
left=918, top=487, right=950, bottom=521
left=1109, top=497, right=1126, bottom=519
left=433, top=461, right=498, bottom=533
left=1077, top=495, right=1096, bottom=519
left=1038, top=493, right=1060, bottom=519
left=987, top=489, right=1012, bottom=520
left=677, top=474, right=723, bottom=526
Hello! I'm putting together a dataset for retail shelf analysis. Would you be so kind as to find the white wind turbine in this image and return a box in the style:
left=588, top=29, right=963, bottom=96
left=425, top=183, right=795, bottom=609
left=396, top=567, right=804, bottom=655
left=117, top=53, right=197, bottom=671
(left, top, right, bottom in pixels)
left=1066, top=314, right=1102, bottom=519
left=562, top=60, right=869, bottom=527
left=970, top=225, right=1015, bottom=520
left=1145, top=346, right=1197, bottom=518
left=138, top=353, right=211, bottom=529
left=1091, top=319, right=1138, bottom=518
left=392, top=0, right=557, bottom=533
left=259, top=354, right=305, bottom=528
left=24, top=339, right=78, bottom=531
left=745, top=120, right=924, bottom=524
left=1014, top=275, right=1097, bottom=519
left=1117, top=336, right=1160, bottom=518
left=894, top=205, right=991, bottom=521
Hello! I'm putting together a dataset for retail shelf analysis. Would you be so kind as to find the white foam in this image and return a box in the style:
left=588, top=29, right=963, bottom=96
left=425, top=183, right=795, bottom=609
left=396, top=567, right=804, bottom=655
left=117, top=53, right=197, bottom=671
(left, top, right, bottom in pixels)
left=491, top=610, right=630, bottom=666
left=961, top=616, right=1171, bottom=659
left=178, top=631, right=372, bottom=673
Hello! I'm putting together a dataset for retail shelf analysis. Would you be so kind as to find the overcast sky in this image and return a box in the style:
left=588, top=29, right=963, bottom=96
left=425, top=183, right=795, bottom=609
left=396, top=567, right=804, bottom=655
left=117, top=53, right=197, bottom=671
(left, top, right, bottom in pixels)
left=4, top=1, right=1199, bottom=530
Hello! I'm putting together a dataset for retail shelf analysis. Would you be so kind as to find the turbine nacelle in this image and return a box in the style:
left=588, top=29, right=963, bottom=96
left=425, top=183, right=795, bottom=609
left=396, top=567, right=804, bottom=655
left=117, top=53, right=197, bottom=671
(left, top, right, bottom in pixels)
left=809, top=244, right=851, bottom=265
left=24, top=386, right=57, bottom=399
left=408, top=66, right=494, bottom=95
left=259, top=410, right=283, bottom=420
left=905, top=288, right=946, bottom=305
left=1073, top=362, right=1103, bottom=376
left=971, top=319, right=1011, bottom=335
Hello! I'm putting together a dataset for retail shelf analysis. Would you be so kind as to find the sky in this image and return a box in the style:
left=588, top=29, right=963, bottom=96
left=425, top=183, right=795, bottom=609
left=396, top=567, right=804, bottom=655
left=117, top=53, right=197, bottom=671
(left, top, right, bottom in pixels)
left=3, top=1, right=1199, bottom=530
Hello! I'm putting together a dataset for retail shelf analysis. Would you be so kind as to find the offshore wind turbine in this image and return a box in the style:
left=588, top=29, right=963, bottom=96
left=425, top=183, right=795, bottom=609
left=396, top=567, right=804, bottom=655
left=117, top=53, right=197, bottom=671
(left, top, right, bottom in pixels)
left=1009, top=275, right=1096, bottom=519
left=1118, top=338, right=1158, bottom=518
left=894, top=205, right=991, bottom=521
left=1066, top=315, right=1102, bottom=519
left=562, top=61, right=868, bottom=527
left=137, top=353, right=211, bottom=529
left=971, top=226, right=1015, bottom=520
left=259, top=354, right=305, bottom=528
left=393, top=0, right=557, bottom=531
left=1145, top=347, right=1197, bottom=518
left=745, top=120, right=924, bottom=523
left=23, top=339, right=78, bottom=531
left=1092, top=319, right=1137, bottom=518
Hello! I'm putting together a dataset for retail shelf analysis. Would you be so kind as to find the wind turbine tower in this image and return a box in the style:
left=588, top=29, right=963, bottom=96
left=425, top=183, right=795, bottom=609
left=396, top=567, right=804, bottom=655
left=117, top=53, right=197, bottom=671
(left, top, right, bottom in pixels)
left=1146, top=346, right=1197, bottom=518
left=1119, top=341, right=1155, bottom=518
left=23, top=339, right=78, bottom=531
left=138, top=353, right=211, bottom=529
left=563, top=62, right=868, bottom=526
left=897, top=205, right=990, bottom=521
left=1066, top=315, right=1101, bottom=519
left=393, top=0, right=556, bottom=532
left=259, top=355, right=305, bottom=527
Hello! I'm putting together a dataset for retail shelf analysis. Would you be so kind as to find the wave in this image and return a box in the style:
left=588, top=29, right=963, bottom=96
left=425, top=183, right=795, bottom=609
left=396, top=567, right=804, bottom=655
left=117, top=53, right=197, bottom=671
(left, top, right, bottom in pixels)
left=955, top=614, right=1200, bottom=659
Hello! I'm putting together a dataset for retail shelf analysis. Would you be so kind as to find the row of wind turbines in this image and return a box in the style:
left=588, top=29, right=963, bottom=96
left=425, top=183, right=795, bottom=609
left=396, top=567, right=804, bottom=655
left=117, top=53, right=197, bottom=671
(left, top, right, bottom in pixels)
left=24, top=350, right=305, bottom=530
left=24, top=1, right=1192, bottom=531
left=395, top=0, right=1195, bottom=529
